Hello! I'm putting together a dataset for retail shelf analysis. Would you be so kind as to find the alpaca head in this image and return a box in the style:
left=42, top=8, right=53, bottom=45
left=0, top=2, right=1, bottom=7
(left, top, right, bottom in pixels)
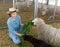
left=32, top=18, right=45, bottom=26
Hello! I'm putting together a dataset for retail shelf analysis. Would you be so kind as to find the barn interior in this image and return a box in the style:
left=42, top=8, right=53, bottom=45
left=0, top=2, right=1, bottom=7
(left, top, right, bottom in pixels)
left=0, top=0, right=60, bottom=47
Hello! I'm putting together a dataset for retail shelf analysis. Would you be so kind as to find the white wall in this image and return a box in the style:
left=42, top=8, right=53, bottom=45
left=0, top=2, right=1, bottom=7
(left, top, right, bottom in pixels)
left=38, top=0, right=60, bottom=6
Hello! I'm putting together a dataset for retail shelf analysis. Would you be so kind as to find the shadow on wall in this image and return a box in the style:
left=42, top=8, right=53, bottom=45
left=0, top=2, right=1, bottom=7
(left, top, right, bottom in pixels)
left=23, top=35, right=54, bottom=47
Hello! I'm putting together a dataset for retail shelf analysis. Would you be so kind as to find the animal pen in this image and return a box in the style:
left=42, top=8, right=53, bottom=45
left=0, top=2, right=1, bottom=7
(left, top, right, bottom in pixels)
left=0, top=0, right=60, bottom=47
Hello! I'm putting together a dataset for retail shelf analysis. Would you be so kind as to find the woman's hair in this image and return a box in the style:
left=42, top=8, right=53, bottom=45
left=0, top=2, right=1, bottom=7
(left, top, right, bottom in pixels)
left=8, top=14, right=11, bottom=17
left=8, top=11, right=16, bottom=17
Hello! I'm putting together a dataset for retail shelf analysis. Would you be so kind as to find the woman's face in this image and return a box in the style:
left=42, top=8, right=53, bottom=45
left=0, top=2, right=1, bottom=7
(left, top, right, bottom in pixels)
left=11, top=12, right=17, bottom=19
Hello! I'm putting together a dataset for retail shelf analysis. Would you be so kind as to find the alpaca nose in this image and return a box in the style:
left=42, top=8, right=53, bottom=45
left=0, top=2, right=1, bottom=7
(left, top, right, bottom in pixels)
left=32, top=20, right=34, bottom=24
left=32, top=20, right=37, bottom=25
left=32, top=20, right=35, bottom=23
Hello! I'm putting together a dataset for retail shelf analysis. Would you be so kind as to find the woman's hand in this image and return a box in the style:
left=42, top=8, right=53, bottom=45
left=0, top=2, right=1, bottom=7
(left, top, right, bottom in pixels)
left=16, top=33, right=24, bottom=37
left=19, top=34, right=24, bottom=37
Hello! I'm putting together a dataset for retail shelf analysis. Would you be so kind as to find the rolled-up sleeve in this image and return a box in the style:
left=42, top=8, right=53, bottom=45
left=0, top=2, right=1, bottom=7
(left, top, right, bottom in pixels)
left=7, top=21, right=17, bottom=35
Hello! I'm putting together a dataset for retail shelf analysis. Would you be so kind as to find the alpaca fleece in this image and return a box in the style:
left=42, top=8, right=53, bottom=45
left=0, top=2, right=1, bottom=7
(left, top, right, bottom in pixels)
left=32, top=18, right=60, bottom=47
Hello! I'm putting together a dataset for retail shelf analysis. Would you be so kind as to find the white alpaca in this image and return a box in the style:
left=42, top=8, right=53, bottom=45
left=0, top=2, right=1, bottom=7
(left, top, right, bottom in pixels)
left=14, top=0, right=32, bottom=9
left=32, top=18, right=60, bottom=47
left=14, top=2, right=27, bottom=9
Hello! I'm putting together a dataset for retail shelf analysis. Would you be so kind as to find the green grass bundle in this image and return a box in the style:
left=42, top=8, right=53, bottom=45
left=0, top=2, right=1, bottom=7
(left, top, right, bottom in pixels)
left=21, top=19, right=34, bottom=34
left=20, top=19, right=34, bottom=47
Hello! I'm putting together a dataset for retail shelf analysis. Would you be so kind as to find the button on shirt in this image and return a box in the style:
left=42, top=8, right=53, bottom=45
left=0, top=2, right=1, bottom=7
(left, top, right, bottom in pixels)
left=7, top=15, right=22, bottom=35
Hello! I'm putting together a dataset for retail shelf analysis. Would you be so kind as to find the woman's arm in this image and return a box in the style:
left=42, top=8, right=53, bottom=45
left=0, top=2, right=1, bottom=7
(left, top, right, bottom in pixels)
left=7, top=21, right=23, bottom=37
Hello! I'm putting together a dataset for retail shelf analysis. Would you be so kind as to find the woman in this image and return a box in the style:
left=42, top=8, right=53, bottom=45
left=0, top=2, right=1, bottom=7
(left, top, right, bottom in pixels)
left=7, top=7, right=23, bottom=45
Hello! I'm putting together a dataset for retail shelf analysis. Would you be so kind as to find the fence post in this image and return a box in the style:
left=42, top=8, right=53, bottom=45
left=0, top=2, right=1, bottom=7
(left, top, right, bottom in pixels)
left=34, top=0, right=38, bottom=19
left=13, top=0, right=15, bottom=7
left=53, top=0, right=57, bottom=18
